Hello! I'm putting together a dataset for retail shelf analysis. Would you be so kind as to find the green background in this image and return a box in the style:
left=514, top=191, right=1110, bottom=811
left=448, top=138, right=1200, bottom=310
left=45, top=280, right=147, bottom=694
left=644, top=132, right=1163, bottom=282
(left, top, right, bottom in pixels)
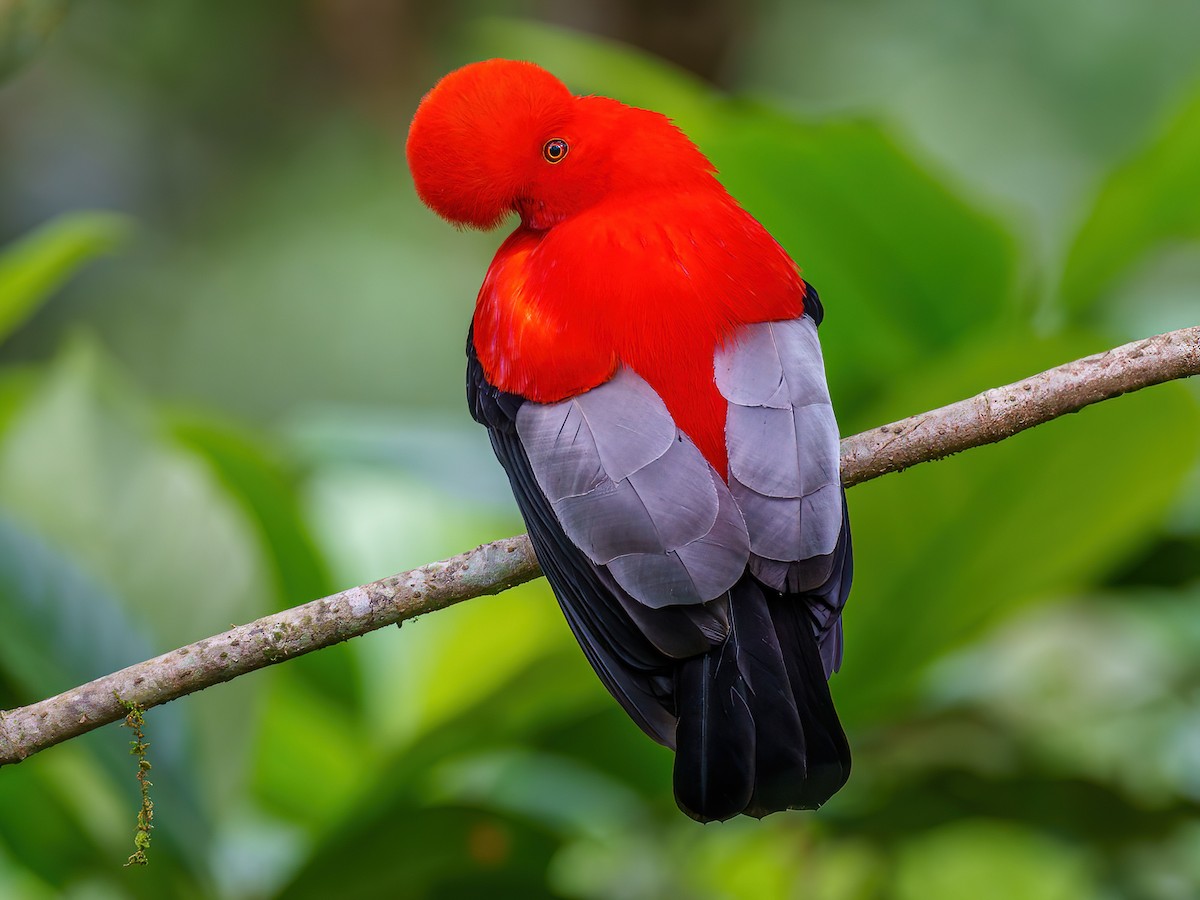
left=1, top=2, right=1199, bottom=897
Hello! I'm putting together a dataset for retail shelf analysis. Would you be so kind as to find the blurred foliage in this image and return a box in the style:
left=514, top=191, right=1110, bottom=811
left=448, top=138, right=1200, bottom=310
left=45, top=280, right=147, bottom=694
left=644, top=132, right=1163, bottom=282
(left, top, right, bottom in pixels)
left=1061, top=85, right=1200, bottom=320
left=0, top=211, right=129, bottom=344
left=0, top=0, right=71, bottom=81
left=1, top=2, right=1199, bottom=899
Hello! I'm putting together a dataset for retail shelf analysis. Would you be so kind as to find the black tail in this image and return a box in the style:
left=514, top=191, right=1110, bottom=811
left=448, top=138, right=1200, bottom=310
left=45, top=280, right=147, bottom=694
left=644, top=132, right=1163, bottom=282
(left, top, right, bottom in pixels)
left=672, top=578, right=851, bottom=822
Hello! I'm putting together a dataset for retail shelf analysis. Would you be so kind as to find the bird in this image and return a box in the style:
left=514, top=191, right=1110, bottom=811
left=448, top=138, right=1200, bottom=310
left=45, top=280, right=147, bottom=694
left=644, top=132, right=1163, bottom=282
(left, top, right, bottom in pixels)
left=406, top=58, right=853, bottom=822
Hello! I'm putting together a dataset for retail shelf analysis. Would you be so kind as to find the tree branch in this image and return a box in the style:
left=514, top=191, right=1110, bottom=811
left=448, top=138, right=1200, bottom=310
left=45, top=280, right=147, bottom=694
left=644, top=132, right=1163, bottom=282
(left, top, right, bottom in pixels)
left=840, top=326, right=1200, bottom=486
left=2, top=326, right=1197, bottom=767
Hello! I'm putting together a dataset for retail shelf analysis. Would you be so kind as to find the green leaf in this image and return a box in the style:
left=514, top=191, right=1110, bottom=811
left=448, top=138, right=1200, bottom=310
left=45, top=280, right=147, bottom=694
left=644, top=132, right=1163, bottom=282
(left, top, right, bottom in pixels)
left=0, top=752, right=114, bottom=891
left=0, top=337, right=274, bottom=645
left=0, top=514, right=152, bottom=699
left=703, top=107, right=1018, bottom=406
left=169, top=414, right=334, bottom=609
left=0, top=338, right=277, bottom=854
left=896, top=820, right=1097, bottom=900
left=0, top=514, right=216, bottom=887
left=835, top=329, right=1200, bottom=723
left=0, top=366, right=38, bottom=443
left=0, top=212, right=131, bottom=345
left=249, top=674, right=373, bottom=826
left=169, top=413, right=362, bottom=707
left=1060, top=82, right=1200, bottom=314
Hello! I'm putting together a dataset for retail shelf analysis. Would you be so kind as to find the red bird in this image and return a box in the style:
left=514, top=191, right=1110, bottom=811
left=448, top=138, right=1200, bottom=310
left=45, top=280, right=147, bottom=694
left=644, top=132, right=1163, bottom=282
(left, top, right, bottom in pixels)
left=407, top=59, right=852, bottom=821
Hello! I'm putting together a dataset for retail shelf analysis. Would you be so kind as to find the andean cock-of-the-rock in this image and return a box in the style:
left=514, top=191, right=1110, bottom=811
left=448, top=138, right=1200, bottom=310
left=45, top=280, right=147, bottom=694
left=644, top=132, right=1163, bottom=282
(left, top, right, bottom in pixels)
left=406, top=59, right=853, bottom=822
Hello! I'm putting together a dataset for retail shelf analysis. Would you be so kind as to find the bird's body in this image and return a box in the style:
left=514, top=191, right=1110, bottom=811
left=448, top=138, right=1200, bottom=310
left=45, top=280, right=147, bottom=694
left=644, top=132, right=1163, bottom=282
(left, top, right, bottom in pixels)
left=408, top=59, right=853, bottom=821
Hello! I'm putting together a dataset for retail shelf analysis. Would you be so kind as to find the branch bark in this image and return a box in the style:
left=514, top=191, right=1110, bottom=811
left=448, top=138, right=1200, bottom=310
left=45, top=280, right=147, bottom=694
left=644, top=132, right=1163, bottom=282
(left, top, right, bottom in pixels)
left=2, top=325, right=1197, bottom=767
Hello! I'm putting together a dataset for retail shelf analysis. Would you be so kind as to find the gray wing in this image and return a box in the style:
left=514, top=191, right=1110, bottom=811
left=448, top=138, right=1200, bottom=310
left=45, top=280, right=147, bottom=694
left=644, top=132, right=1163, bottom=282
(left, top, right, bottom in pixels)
left=516, top=366, right=751, bottom=610
left=715, top=316, right=849, bottom=672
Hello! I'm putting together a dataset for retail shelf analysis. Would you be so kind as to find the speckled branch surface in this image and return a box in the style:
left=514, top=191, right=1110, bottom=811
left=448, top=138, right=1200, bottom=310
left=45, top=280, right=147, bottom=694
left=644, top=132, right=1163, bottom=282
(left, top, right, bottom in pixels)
left=2, top=326, right=1197, bottom=767
left=840, top=325, right=1200, bottom=486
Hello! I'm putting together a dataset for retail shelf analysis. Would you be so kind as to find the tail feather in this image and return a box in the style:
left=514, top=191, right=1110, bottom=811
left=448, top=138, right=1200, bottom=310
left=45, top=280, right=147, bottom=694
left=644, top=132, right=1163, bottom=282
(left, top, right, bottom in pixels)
left=730, top=581, right=810, bottom=817
left=765, top=593, right=851, bottom=809
left=673, top=579, right=851, bottom=822
left=672, top=639, right=755, bottom=822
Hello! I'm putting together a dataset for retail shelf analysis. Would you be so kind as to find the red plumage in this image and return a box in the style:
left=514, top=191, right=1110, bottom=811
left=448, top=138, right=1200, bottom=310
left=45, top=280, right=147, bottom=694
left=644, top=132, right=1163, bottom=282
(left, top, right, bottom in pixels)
left=407, top=59, right=851, bottom=821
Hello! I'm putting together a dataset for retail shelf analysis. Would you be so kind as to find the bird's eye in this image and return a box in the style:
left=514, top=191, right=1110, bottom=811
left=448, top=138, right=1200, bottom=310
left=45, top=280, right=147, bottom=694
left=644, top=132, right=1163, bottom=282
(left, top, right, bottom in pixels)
left=542, top=138, right=569, bottom=164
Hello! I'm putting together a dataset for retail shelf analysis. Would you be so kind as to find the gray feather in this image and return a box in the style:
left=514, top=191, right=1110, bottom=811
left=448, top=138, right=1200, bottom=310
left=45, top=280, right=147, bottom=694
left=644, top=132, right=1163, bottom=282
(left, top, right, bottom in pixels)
left=717, top=318, right=843, bottom=586
left=572, top=367, right=677, bottom=481
left=715, top=325, right=790, bottom=408
left=607, top=551, right=707, bottom=608
left=625, top=438, right=721, bottom=550
left=748, top=550, right=837, bottom=595
left=517, top=367, right=675, bottom=501
left=726, top=405, right=801, bottom=497
left=674, top=470, right=755, bottom=599
left=517, top=366, right=749, bottom=608
left=554, top=479, right=671, bottom=561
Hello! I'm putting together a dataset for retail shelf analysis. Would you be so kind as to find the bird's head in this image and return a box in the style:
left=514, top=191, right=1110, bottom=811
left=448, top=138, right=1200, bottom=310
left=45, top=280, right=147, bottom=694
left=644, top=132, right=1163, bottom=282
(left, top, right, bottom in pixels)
left=406, top=59, right=716, bottom=231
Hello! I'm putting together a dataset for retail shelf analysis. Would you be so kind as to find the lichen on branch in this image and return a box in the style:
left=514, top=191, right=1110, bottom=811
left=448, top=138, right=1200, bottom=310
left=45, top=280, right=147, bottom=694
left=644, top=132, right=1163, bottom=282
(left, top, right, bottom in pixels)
left=116, top=696, right=153, bottom=866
